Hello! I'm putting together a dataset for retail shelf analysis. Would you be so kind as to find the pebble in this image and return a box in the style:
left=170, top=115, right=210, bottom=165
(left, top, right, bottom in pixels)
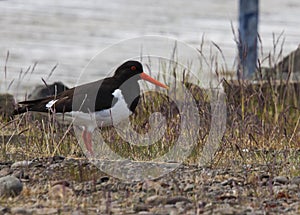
left=166, top=196, right=192, bottom=204
left=0, top=175, right=23, bottom=197
left=133, top=204, right=149, bottom=212
left=221, top=178, right=233, bottom=186
left=28, top=82, right=69, bottom=100
left=273, top=176, right=289, bottom=184
left=287, top=184, right=299, bottom=191
left=97, top=176, right=110, bottom=184
left=184, top=184, right=194, bottom=192
left=0, top=156, right=298, bottom=214
left=51, top=155, right=65, bottom=162
left=11, top=161, right=32, bottom=169
left=146, top=195, right=166, bottom=206
left=213, top=207, right=237, bottom=215
left=138, top=212, right=155, bottom=215
left=11, top=207, right=32, bottom=215
left=291, top=176, right=300, bottom=185
left=0, top=206, right=9, bottom=214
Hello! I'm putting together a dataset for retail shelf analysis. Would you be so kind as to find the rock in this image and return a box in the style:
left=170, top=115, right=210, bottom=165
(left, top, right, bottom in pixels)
left=51, top=180, right=70, bottom=187
left=166, top=196, right=192, bottom=204
left=273, top=176, right=289, bottom=185
left=11, top=207, right=32, bottom=215
left=138, top=212, right=155, bottom=215
left=133, top=204, right=149, bottom=212
left=0, top=93, right=15, bottom=120
left=276, top=45, right=300, bottom=74
left=0, top=206, right=9, bottom=214
left=11, top=160, right=32, bottom=169
left=0, top=175, right=23, bottom=197
left=97, top=176, right=109, bottom=184
left=221, top=179, right=233, bottom=186
left=28, top=81, right=69, bottom=100
left=291, top=176, right=300, bottom=185
left=287, top=184, right=299, bottom=191
left=262, top=45, right=300, bottom=81
left=184, top=184, right=194, bottom=192
left=51, top=155, right=65, bottom=163
left=259, top=173, right=270, bottom=180
left=222, top=177, right=244, bottom=186
left=13, top=169, right=29, bottom=181
left=213, top=207, right=237, bottom=215
left=218, top=193, right=237, bottom=200
left=145, top=195, right=166, bottom=206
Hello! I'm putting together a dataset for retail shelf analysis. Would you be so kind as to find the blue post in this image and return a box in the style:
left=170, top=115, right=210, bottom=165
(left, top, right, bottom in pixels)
left=238, top=0, right=259, bottom=79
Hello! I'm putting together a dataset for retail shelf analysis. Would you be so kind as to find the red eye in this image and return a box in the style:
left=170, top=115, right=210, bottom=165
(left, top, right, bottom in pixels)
left=131, top=66, right=136, bottom=71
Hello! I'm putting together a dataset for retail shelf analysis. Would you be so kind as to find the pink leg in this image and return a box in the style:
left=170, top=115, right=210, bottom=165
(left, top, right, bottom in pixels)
left=82, top=130, right=94, bottom=156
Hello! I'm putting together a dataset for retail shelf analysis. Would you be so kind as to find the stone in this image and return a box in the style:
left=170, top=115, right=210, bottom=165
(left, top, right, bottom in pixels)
left=28, top=81, right=69, bottom=100
left=145, top=195, right=166, bottom=206
left=133, top=204, right=149, bottom=212
left=291, top=176, right=300, bottom=185
left=0, top=206, right=9, bottom=214
left=97, top=176, right=109, bottom=184
left=273, top=176, right=289, bottom=185
left=184, top=184, right=194, bottom=192
left=13, top=169, right=29, bottom=181
left=11, top=207, right=33, bottom=215
left=138, top=212, right=155, bottom=215
left=11, top=161, right=32, bottom=169
left=275, top=45, right=300, bottom=74
left=0, top=175, right=23, bottom=197
left=262, top=45, right=300, bottom=81
left=166, top=196, right=192, bottom=204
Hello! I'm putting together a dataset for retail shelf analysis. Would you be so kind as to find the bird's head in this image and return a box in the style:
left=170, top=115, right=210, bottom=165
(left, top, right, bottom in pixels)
left=114, top=61, right=168, bottom=89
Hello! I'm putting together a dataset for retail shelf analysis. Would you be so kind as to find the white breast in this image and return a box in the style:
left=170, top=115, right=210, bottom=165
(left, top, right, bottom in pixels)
left=95, top=89, right=132, bottom=126
left=58, top=89, right=132, bottom=131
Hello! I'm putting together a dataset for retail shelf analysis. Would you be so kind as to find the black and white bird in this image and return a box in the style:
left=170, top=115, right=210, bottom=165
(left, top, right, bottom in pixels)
left=13, top=61, right=168, bottom=155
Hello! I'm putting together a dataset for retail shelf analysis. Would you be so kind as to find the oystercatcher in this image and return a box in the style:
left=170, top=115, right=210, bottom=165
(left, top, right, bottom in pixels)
left=14, top=60, right=168, bottom=155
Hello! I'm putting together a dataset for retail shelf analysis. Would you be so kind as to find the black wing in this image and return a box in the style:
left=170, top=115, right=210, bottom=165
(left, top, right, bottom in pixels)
left=14, top=78, right=119, bottom=115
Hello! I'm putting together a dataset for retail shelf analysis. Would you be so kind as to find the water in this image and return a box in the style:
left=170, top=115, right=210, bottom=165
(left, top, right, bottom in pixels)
left=0, top=0, right=299, bottom=98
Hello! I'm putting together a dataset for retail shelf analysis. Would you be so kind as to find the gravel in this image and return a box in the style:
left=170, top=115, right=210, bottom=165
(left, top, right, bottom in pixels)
left=0, top=157, right=299, bottom=214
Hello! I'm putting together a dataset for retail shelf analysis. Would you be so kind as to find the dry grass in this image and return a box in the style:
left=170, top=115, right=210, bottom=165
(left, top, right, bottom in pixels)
left=0, top=37, right=299, bottom=178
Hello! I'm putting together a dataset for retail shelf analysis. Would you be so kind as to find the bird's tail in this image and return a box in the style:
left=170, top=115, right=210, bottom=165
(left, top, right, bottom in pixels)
left=13, top=97, right=49, bottom=115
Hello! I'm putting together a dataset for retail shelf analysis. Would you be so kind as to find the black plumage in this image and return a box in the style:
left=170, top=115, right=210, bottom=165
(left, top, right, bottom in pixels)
left=14, top=61, right=144, bottom=115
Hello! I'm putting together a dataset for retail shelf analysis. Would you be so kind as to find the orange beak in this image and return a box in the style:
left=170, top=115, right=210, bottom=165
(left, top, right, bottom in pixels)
left=140, top=72, right=168, bottom=89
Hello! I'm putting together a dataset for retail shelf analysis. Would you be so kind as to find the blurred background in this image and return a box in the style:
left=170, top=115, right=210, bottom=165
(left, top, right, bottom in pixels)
left=0, top=0, right=300, bottom=97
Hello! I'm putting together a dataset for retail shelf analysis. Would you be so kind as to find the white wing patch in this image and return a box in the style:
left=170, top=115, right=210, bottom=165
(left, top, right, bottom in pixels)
left=46, top=99, right=58, bottom=109
left=112, top=89, right=122, bottom=98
